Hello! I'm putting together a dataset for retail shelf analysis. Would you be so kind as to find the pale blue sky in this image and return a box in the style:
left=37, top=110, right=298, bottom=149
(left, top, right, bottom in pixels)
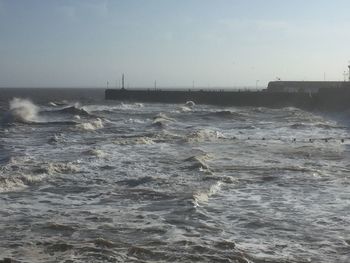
left=1, top=0, right=350, bottom=88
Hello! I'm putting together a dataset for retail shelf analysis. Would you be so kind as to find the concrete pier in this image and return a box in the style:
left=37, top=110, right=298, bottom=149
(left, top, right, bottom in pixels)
left=105, top=81, right=350, bottom=111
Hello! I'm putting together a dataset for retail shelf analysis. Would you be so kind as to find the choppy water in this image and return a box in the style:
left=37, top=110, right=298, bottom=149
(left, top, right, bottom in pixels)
left=0, top=88, right=349, bottom=263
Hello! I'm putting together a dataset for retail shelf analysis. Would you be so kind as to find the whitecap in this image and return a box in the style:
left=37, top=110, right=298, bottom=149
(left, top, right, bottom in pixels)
left=0, top=173, right=47, bottom=192
left=113, top=137, right=154, bottom=145
left=48, top=102, right=58, bottom=107
left=187, top=129, right=225, bottom=143
left=192, top=181, right=223, bottom=206
left=38, top=162, right=80, bottom=175
left=152, top=113, right=175, bottom=127
left=185, top=101, right=195, bottom=107
left=180, top=106, right=192, bottom=112
left=77, top=118, right=104, bottom=131
left=2, top=98, right=39, bottom=123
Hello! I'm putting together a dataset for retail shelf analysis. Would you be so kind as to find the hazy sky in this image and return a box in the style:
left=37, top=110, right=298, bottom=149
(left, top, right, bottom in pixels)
left=1, top=0, right=350, bottom=88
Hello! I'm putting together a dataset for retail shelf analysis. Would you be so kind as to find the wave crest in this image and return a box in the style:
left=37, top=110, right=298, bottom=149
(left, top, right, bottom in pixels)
left=152, top=113, right=175, bottom=127
left=3, top=98, right=39, bottom=123
left=192, top=181, right=222, bottom=206
left=187, top=129, right=225, bottom=143
left=0, top=173, right=46, bottom=192
left=57, top=105, right=90, bottom=116
left=77, top=118, right=104, bottom=131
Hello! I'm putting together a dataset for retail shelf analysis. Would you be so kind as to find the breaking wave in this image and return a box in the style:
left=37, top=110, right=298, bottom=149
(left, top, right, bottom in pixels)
left=113, top=136, right=154, bottom=145
left=192, top=181, right=222, bottom=206
left=56, top=105, right=91, bottom=116
left=0, top=174, right=47, bottom=192
left=184, top=154, right=212, bottom=171
left=179, top=101, right=195, bottom=112
left=205, top=110, right=246, bottom=119
left=2, top=98, right=39, bottom=123
left=185, top=101, right=195, bottom=107
left=152, top=113, right=175, bottom=127
left=38, top=162, right=80, bottom=175
left=76, top=118, right=104, bottom=131
left=187, top=129, right=225, bottom=142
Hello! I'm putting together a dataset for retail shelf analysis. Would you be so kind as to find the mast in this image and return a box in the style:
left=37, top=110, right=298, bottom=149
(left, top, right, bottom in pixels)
left=122, top=73, right=125, bottom=89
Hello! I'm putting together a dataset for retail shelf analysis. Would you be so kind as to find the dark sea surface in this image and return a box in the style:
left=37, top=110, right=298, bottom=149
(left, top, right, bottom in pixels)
left=0, top=88, right=349, bottom=263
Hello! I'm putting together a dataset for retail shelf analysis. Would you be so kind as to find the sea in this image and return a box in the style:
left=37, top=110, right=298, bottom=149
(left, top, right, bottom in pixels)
left=0, top=88, right=349, bottom=263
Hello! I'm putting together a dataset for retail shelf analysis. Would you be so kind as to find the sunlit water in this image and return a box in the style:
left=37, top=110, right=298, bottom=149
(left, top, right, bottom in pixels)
left=0, top=89, right=349, bottom=262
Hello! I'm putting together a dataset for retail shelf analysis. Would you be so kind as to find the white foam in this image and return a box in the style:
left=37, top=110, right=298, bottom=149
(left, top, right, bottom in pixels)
left=46, top=162, right=80, bottom=174
left=0, top=173, right=47, bottom=192
left=113, top=137, right=154, bottom=145
left=77, top=118, right=104, bottom=131
left=48, top=102, right=58, bottom=107
left=185, top=101, right=195, bottom=107
left=180, top=106, right=192, bottom=112
left=4, top=98, right=39, bottom=123
left=193, top=181, right=223, bottom=206
left=152, top=113, right=176, bottom=127
left=187, top=129, right=225, bottom=143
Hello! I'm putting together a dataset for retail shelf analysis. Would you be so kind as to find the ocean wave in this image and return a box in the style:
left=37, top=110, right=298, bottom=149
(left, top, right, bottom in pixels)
left=314, top=123, right=343, bottom=129
left=112, top=131, right=182, bottom=145
left=150, top=130, right=185, bottom=143
left=203, top=175, right=237, bottom=184
left=56, top=105, right=91, bottom=116
left=48, top=100, right=69, bottom=106
left=117, top=176, right=154, bottom=187
left=36, top=162, right=80, bottom=175
left=184, top=154, right=212, bottom=171
left=199, top=110, right=247, bottom=119
left=187, top=129, right=225, bottom=143
left=48, top=134, right=61, bottom=144
left=85, top=102, right=145, bottom=114
left=1, top=98, right=84, bottom=126
left=119, top=102, right=144, bottom=110
left=152, top=113, right=175, bottom=127
left=27, top=120, right=78, bottom=127
left=192, top=181, right=222, bottom=206
left=2, top=98, right=39, bottom=123
left=289, top=123, right=308, bottom=129
left=0, top=173, right=46, bottom=192
left=76, top=118, right=104, bottom=131
left=43, top=222, right=76, bottom=232
left=83, top=149, right=108, bottom=158
left=185, top=101, right=195, bottom=107
left=179, top=106, right=192, bottom=112
left=113, top=136, right=154, bottom=145
left=48, top=101, right=58, bottom=107
left=94, top=237, right=116, bottom=248
left=178, top=101, right=196, bottom=112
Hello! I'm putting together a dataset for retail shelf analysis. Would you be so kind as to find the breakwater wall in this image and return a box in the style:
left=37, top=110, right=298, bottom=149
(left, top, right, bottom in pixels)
left=105, top=82, right=350, bottom=111
left=267, top=81, right=350, bottom=93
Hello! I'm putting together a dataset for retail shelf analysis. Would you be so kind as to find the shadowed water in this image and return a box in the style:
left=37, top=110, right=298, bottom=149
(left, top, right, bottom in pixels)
left=0, top=88, right=349, bottom=263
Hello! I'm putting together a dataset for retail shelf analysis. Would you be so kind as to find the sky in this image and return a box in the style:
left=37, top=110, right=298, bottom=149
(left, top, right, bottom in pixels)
left=1, top=0, right=350, bottom=88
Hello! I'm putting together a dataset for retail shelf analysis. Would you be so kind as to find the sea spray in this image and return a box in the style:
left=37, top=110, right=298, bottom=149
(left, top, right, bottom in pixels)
left=2, top=98, right=39, bottom=123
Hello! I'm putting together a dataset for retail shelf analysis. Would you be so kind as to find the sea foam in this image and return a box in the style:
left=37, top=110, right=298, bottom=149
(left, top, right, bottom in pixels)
left=77, top=118, right=104, bottom=131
